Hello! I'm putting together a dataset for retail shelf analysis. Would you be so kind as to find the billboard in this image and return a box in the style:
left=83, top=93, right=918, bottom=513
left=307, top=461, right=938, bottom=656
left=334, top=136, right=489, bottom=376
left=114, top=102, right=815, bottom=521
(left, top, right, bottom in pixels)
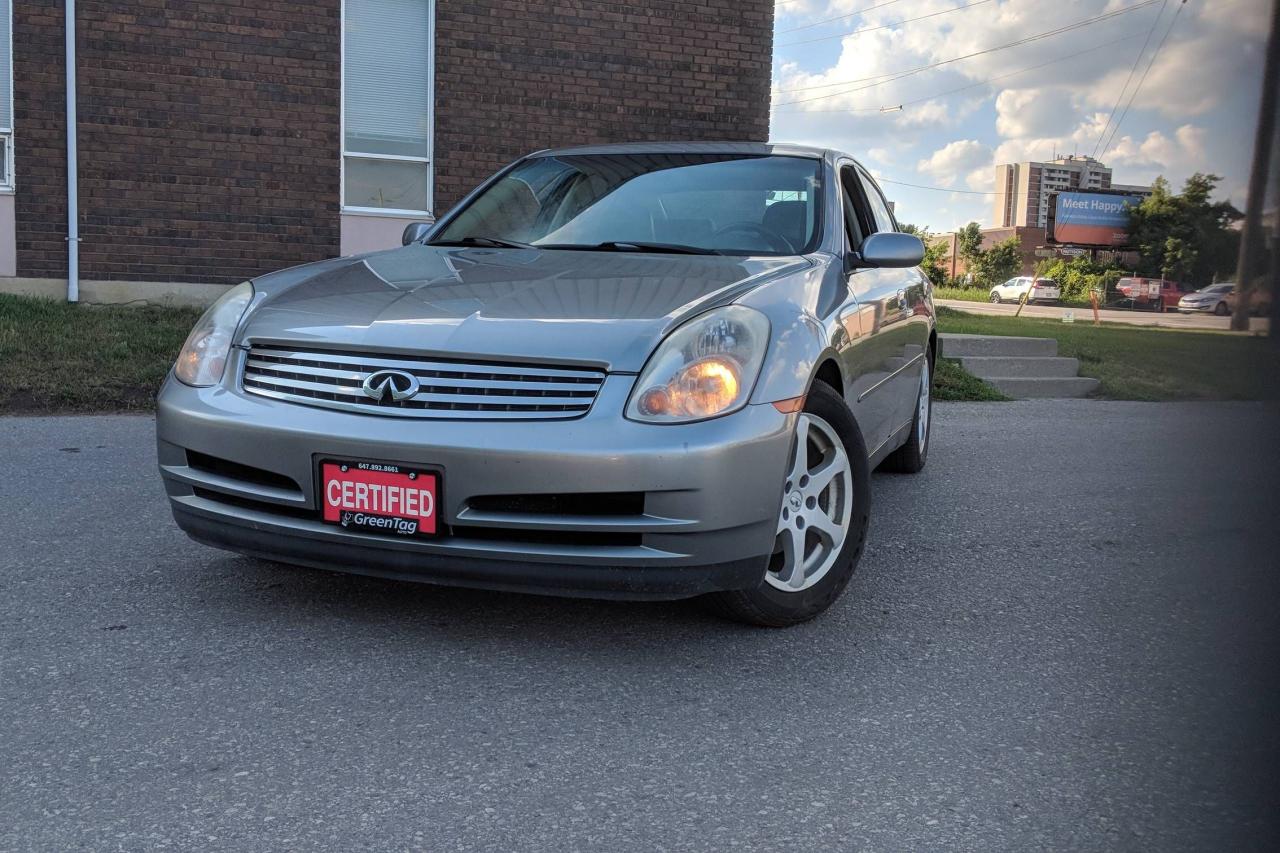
left=1046, top=190, right=1143, bottom=247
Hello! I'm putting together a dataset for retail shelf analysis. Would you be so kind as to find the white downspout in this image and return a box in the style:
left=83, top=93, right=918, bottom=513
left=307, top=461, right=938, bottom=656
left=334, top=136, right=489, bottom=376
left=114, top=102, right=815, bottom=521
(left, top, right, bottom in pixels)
left=65, top=0, right=78, bottom=302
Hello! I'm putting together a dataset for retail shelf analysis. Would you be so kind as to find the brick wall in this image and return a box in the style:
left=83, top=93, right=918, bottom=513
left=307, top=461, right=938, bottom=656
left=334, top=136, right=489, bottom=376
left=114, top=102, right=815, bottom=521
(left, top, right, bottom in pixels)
left=432, top=0, right=775, bottom=213
left=12, top=0, right=774, bottom=284
left=14, top=0, right=341, bottom=284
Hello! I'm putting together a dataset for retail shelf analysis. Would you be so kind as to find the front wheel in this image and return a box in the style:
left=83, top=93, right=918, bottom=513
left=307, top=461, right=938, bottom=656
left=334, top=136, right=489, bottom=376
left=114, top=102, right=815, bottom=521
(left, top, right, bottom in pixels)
left=989, top=292, right=1002, bottom=304
left=703, top=382, right=870, bottom=627
left=1214, top=301, right=1229, bottom=316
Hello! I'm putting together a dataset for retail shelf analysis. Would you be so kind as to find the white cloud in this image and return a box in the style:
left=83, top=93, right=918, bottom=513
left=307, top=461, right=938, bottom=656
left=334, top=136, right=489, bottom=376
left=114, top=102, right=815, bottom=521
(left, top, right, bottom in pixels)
left=917, top=140, right=993, bottom=187
left=995, top=88, right=1077, bottom=139
left=1104, top=124, right=1210, bottom=182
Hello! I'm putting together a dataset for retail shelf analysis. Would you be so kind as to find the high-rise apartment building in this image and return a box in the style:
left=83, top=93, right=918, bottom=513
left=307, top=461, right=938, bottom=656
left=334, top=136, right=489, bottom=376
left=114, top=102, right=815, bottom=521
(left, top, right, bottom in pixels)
left=992, top=155, right=1148, bottom=228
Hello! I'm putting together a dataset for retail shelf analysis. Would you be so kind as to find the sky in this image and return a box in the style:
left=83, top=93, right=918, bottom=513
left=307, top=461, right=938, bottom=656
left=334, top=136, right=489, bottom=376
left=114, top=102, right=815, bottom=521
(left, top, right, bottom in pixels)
left=770, top=0, right=1272, bottom=233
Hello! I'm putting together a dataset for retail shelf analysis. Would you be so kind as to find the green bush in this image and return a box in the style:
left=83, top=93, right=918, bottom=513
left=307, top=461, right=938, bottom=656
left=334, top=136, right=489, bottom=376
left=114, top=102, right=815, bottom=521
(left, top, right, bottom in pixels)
left=1034, top=258, right=1123, bottom=302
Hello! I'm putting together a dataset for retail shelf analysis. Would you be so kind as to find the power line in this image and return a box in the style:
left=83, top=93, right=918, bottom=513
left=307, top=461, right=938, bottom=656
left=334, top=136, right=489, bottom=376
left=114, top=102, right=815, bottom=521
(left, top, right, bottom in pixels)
left=776, top=0, right=996, bottom=49
left=771, top=30, right=1148, bottom=113
left=1090, top=0, right=1169, bottom=157
left=878, top=178, right=999, bottom=195
left=771, top=0, right=1161, bottom=105
left=777, top=0, right=912, bottom=34
left=1099, top=0, right=1189, bottom=157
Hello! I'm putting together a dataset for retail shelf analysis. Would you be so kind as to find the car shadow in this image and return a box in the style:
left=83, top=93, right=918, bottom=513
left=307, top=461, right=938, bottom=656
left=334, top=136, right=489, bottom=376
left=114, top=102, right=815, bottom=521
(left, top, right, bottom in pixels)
left=189, top=553, right=772, bottom=644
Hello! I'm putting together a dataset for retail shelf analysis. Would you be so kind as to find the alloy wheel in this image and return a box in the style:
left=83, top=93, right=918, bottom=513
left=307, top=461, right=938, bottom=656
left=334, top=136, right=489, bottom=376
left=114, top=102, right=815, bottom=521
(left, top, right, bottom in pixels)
left=766, top=413, right=854, bottom=592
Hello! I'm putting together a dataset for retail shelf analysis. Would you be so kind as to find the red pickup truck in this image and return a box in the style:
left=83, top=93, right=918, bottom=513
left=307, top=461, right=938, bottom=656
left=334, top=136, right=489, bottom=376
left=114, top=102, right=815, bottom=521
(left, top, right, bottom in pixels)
left=1116, top=277, right=1192, bottom=312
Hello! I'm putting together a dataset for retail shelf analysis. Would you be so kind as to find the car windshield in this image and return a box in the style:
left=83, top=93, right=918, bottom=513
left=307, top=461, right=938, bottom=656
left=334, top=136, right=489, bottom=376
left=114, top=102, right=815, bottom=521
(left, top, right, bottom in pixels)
left=432, top=153, right=823, bottom=256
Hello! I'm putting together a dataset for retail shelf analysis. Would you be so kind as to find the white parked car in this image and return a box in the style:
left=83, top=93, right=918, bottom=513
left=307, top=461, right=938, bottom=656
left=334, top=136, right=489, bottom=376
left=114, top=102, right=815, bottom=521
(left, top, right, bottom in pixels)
left=989, top=277, right=1060, bottom=305
left=1177, top=283, right=1234, bottom=316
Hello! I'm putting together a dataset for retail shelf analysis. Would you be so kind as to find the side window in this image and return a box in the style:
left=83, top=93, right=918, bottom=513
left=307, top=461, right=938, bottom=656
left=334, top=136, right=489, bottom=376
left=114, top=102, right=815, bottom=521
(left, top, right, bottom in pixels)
left=839, top=165, right=871, bottom=251
left=858, top=169, right=897, bottom=233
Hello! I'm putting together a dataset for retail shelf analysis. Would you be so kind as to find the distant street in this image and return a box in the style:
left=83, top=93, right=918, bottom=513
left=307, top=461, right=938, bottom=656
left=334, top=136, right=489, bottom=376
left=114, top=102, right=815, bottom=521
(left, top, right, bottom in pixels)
left=938, top=298, right=1272, bottom=333
left=3, top=402, right=1278, bottom=851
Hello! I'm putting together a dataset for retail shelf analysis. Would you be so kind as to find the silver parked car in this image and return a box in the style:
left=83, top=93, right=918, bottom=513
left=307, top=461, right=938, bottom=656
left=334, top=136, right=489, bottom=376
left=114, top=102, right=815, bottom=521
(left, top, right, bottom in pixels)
left=157, top=142, right=934, bottom=626
left=1177, top=282, right=1234, bottom=315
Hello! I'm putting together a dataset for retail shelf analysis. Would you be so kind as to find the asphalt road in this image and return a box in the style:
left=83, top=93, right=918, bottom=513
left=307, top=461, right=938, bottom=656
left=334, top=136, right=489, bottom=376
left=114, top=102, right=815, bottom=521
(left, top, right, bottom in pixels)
left=2, top=402, right=1278, bottom=851
left=936, top=298, right=1272, bottom=333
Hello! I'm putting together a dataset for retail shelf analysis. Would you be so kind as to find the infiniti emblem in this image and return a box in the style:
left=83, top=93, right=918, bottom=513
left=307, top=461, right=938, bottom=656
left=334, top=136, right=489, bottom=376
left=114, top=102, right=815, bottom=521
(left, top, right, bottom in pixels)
left=362, top=369, right=420, bottom=402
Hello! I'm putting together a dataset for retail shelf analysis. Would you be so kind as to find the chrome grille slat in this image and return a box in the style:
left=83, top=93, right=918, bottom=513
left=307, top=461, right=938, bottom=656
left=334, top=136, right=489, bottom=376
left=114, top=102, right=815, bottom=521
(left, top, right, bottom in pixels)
left=244, top=359, right=596, bottom=393
left=242, top=345, right=605, bottom=420
left=249, top=348, right=604, bottom=381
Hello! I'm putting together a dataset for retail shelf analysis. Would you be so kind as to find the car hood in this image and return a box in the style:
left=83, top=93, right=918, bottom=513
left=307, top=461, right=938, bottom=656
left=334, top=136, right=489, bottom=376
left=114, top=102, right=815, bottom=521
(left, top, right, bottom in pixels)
left=239, top=245, right=809, bottom=372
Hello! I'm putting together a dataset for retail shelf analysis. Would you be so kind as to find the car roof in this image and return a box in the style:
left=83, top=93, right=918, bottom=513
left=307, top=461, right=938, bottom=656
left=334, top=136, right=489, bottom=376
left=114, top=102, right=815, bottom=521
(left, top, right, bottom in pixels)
left=529, top=141, right=832, bottom=159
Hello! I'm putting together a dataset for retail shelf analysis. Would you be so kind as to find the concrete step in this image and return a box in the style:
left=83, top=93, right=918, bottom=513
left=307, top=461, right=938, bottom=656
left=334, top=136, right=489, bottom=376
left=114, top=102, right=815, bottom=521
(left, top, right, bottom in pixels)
left=958, top=355, right=1082, bottom=379
left=984, top=377, right=1100, bottom=399
left=940, top=333, right=1058, bottom=358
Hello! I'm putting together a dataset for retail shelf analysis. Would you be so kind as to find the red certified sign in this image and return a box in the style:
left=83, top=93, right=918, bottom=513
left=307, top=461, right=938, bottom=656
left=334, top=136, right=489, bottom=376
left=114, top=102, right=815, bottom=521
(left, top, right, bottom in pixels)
left=321, top=461, right=437, bottom=536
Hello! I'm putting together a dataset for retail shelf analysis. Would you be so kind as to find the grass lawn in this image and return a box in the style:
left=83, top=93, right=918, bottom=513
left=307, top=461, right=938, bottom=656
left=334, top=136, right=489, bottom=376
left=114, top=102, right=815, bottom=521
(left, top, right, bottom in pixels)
left=0, top=295, right=201, bottom=413
left=937, top=306, right=1280, bottom=401
left=934, top=356, right=1010, bottom=402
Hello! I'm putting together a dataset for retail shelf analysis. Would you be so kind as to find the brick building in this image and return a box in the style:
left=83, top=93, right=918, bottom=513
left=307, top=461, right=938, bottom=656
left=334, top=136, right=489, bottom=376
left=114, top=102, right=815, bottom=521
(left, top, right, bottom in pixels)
left=0, top=0, right=774, bottom=300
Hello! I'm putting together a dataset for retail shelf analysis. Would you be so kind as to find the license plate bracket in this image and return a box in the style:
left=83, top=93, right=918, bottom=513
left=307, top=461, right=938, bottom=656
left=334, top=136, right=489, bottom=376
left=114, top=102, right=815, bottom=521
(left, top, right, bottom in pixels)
left=319, top=459, right=439, bottom=538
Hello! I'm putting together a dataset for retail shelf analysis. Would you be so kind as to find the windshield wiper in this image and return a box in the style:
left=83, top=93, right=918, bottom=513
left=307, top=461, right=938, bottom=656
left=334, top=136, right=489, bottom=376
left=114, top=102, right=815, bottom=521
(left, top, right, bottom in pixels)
left=426, top=235, right=537, bottom=250
left=539, top=241, right=722, bottom=256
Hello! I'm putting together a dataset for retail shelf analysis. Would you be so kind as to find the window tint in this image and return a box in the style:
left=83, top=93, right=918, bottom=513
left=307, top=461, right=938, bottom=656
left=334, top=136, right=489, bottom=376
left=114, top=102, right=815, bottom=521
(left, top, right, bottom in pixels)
left=839, top=166, right=870, bottom=250
left=437, top=153, right=823, bottom=256
left=858, top=169, right=897, bottom=233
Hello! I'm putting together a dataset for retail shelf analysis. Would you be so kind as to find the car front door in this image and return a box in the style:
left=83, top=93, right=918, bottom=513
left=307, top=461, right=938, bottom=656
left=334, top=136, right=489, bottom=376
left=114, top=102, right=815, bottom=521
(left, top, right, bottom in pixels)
left=838, top=164, right=928, bottom=456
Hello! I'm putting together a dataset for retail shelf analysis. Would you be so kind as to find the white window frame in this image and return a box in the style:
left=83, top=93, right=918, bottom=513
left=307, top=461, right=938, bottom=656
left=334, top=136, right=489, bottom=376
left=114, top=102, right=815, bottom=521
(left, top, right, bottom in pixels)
left=339, top=0, right=436, bottom=218
left=1, top=0, right=13, bottom=192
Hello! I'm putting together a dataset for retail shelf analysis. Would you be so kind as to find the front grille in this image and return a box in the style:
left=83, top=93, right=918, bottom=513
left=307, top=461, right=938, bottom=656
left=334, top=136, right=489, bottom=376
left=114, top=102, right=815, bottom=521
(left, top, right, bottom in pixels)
left=241, top=345, right=605, bottom=420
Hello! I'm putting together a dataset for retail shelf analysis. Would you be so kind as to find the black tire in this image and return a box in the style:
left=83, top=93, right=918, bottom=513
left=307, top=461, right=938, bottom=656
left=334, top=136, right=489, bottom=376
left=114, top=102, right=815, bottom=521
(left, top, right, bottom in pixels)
left=1214, top=301, right=1229, bottom=316
left=879, top=350, right=933, bottom=474
left=702, top=381, right=871, bottom=628
left=989, top=292, right=1002, bottom=304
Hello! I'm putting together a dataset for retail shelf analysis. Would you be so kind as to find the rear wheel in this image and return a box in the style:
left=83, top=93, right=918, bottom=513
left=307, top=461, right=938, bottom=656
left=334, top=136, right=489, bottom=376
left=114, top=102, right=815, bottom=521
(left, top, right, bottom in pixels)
left=703, top=382, right=870, bottom=627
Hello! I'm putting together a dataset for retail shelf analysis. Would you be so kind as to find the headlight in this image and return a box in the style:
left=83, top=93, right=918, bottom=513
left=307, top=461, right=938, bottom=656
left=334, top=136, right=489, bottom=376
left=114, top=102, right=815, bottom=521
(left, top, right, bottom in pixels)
left=626, top=305, right=770, bottom=423
left=174, top=281, right=254, bottom=387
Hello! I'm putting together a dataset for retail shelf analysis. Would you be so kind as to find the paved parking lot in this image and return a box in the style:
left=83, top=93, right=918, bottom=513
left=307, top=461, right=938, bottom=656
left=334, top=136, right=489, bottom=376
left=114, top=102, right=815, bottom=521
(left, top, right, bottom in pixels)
left=2, top=401, right=1277, bottom=851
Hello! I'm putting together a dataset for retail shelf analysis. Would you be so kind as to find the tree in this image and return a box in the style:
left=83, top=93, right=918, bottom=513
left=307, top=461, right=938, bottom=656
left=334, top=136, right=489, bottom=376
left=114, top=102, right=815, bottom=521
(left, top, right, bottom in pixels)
left=956, top=221, right=984, bottom=266
left=898, top=222, right=949, bottom=285
left=1128, top=173, right=1241, bottom=284
left=968, top=236, right=1022, bottom=289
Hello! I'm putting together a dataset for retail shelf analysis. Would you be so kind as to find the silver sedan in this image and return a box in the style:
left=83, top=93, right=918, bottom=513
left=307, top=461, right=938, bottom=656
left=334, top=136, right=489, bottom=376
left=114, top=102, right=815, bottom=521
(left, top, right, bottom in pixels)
left=1177, top=283, right=1234, bottom=315
left=157, top=142, right=935, bottom=626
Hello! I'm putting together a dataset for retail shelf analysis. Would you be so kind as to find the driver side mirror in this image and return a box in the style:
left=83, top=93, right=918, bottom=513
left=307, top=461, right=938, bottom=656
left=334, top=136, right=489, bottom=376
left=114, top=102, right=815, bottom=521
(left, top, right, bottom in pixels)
left=856, top=232, right=925, bottom=268
left=402, top=221, right=434, bottom=246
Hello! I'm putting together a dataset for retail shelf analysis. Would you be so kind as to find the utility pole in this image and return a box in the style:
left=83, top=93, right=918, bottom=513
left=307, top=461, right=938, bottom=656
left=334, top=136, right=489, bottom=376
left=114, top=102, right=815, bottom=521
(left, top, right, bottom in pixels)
left=1231, top=0, right=1280, bottom=332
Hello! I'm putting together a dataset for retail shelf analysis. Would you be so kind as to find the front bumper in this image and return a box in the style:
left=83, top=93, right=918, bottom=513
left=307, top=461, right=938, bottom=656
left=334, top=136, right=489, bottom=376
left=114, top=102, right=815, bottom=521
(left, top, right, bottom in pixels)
left=156, top=357, right=793, bottom=600
left=1177, top=302, right=1213, bottom=313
